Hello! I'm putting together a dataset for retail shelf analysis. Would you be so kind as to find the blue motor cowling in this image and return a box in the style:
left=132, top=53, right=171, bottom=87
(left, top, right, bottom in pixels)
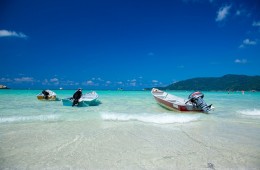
left=188, top=92, right=211, bottom=112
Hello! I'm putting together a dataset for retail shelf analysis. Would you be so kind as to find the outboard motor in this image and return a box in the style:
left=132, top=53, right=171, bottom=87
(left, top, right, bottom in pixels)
left=188, top=92, right=212, bottom=112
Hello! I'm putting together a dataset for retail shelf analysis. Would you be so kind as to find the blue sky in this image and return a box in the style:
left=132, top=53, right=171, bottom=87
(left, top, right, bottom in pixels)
left=0, top=0, right=260, bottom=90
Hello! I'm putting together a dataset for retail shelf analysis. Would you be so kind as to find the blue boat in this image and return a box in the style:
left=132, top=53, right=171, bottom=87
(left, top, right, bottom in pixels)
left=62, top=91, right=100, bottom=107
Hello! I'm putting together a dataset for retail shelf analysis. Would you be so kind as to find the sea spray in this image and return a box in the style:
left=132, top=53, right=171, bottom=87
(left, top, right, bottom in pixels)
left=237, top=109, right=260, bottom=116
left=101, top=112, right=201, bottom=124
left=0, top=114, right=60, bottom=123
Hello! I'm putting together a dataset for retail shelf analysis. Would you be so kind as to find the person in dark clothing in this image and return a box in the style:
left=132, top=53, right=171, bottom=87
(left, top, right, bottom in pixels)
left=42, top=90, right=49, bottom=100
left=72, top=88, right=82, bottom=106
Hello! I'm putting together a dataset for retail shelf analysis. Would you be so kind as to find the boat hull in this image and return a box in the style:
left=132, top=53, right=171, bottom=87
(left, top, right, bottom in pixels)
left=153, top=95, right=201, bottom=112
left=151, top=88, right=204, bottom=112
left=37, top=90, right=60, bottom=101
left=37, top=95, right=59, bottom=101
left=62, top=98, right=100, bottom=107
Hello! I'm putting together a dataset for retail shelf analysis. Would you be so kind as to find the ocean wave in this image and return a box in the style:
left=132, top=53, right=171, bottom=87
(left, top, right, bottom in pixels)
left=238, top=109, right=260, bottom=116
left=101, top=112, right=201, bottom=124
left=0, top=114, right=59, bottom=123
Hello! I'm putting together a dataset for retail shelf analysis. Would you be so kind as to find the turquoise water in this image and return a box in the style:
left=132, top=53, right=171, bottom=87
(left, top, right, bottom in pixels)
left=0, top=90, right=260, bottom=169
left=1, top=90, right=260, bottom=123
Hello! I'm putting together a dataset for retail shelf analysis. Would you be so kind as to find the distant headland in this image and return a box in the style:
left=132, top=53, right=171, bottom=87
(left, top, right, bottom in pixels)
left=0, top=85, right=10, bottom=89
left=145, top=74, right=260, bottom=91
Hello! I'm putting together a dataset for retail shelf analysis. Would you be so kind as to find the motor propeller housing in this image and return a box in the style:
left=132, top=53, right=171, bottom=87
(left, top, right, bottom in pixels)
left=188, top=92, right=212, bottom=112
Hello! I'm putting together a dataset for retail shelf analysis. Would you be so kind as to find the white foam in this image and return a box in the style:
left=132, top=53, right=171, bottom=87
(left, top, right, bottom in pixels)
left=0, top=114, right=59, bottom=123
left=238, top=109, right=260, bottom=116
left=101, top=112, right=200, bottom=124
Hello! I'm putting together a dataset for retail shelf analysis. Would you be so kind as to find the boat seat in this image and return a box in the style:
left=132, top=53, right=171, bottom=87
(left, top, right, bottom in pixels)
left=168, top=100, right=176, bottom=102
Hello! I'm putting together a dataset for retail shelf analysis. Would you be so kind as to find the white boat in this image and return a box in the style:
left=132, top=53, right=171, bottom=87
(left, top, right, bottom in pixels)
left=37, top=90, right=60, bottom=101
left=151, top=88, right=213, bottom=113
left=62, top=91, right=100, bottom=107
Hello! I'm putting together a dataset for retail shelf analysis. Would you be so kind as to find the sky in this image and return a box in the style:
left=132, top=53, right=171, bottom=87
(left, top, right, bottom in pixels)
left=0, top=0, right=260, bottom=90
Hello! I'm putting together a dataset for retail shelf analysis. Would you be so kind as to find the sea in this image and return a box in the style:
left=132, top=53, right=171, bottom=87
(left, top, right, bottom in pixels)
left=0, top=90, right=260, bottom=169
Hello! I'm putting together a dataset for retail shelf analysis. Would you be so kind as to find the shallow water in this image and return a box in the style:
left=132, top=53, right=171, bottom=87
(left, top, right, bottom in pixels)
left=0, top=90, right=260, bottom=169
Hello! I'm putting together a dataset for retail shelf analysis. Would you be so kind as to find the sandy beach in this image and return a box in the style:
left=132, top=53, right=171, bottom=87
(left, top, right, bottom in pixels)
left=1, top=118, right=259, bottom=169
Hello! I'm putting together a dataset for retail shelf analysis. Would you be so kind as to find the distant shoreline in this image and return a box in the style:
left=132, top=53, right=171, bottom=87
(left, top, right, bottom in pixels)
left=146, top=74, right=260, bottom=91
left=0, top=85, right=9, bottom=89
left=2, top=74, right=259, bottom=92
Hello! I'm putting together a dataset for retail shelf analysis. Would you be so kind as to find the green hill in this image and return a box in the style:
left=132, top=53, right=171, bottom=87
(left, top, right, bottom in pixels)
left=161, top=74, right=260, bottom=91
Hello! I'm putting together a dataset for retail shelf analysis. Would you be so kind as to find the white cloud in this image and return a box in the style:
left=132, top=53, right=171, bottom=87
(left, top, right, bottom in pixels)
left=127, top=79, right=137, bottom=86
left=216, top=5, right=231, bottom=22
left=106, top=81, right=111, bottom=84
left=239, top=38, right=257, bottom=48
left=0, top=30, right=28, bottom=38
left=234, top=59, right=247, bottom=64
left=86, top=80, right=94, bottom=85
left=152, top=80, right=158, bottom=83
left=239, top=44, right=245, bottom=48
left=91, top=77, right=104, bottom=82
left=64, top=80, right=78, bottom=86
left=49, top=78, right=59, bottom=85
left=252, top=21, right=260, bottom=27
left=82, top=80, right=99, bottom=86
left=130, top=82, right=136, bottom=86
left=0, top=78, right=12, bottom=82
left=50, top=78, right=59, bottom=82
left=243, top=39, right=256, bottom=45
left=235, top=8, right=249, bottom=17
left=14, top=77, right=34, bottom=82
left=127, top=79, right=137, bottom=82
